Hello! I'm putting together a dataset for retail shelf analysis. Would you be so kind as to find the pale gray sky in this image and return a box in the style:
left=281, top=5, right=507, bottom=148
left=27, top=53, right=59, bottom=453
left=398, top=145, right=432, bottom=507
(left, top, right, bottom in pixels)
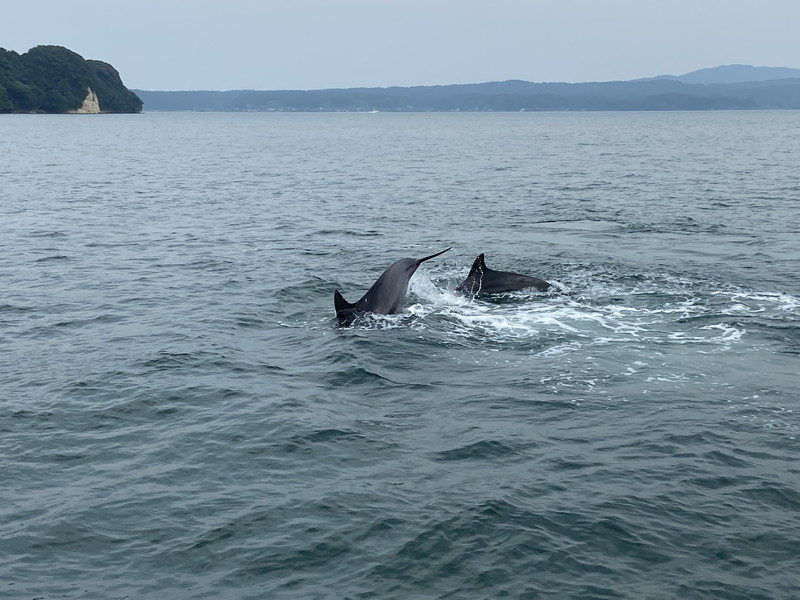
left=2, top=0, right=798, bottom=91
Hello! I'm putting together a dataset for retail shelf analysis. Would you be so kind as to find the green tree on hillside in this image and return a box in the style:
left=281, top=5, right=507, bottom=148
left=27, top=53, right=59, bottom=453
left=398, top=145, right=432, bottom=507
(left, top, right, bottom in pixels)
left=20, top=45, right=95, bottom=111
left=88, top=59, right=142, bottom=113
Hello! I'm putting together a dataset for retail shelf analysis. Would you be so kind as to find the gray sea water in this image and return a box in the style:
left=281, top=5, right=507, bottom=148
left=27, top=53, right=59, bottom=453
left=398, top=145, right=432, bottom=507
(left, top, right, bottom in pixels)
left=1, top=110, right=799, bottom=600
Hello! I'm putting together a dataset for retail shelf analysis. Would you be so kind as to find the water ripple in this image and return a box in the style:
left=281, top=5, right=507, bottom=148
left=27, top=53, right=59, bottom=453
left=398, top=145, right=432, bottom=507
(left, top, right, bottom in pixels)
left=2, top=111, right=799, bottom=600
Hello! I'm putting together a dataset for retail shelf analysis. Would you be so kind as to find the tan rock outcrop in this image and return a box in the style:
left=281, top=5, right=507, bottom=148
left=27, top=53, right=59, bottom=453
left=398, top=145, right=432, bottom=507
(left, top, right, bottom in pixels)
left=71, top=87, right=101, bottom=113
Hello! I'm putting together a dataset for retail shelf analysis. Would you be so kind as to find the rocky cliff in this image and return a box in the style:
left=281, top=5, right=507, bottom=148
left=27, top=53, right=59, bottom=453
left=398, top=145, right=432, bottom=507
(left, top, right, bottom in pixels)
left=69, top=87, right=101, bottom=114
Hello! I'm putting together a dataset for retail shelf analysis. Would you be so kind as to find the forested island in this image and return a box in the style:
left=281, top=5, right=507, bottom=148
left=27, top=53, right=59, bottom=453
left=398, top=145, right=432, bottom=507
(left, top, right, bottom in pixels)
left=135, top=65, right=800, bottom=113
left=0, top=45, right=142, bottom=113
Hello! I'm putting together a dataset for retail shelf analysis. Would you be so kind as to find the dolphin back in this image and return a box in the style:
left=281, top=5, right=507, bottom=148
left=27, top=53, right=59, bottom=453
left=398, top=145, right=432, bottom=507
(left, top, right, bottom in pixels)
left=363, top=247, right=450, bottom=314
left=457, top=253, right=551, bottom=295
left=333, top=247, right=451, bottom=325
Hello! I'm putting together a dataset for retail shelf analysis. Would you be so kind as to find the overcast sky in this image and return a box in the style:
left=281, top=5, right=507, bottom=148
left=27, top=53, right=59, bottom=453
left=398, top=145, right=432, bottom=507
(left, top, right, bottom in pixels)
left=2, top=0, right=798, bottom=91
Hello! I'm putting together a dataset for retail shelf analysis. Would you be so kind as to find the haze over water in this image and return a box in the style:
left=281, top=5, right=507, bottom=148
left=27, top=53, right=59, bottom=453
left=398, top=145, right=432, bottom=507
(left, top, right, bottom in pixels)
left=2, top=111, right=799, bottom=599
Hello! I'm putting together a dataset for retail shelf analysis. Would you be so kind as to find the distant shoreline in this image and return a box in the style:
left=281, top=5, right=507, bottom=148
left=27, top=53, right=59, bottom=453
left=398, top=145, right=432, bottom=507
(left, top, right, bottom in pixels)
left=133, top=65, right=800, bottom=113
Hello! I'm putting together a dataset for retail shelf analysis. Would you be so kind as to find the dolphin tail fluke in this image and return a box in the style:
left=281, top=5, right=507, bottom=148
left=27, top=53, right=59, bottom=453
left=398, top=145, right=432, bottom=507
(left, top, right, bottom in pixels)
left=334, top=289, right=359, bottom=324
left=416, top=247, right=452, bottom=266
left=334, top=289, right=355, bottom=314
left=467, top=253, right=487, bottom=276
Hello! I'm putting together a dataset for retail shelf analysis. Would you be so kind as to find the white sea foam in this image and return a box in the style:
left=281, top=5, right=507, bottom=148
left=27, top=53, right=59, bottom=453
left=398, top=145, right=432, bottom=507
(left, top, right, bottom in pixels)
left=402, top=269, right=773, bottom=356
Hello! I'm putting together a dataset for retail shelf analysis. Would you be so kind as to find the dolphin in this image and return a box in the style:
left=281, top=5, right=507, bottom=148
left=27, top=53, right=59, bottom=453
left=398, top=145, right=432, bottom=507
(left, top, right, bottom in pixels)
left=334, top=247, right=451, bottom=325
left=456, top=253, right=552, bottom=296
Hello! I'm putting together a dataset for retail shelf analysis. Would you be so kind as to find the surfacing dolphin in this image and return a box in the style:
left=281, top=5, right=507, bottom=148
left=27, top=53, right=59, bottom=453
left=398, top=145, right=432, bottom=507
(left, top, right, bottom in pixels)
left=456, top=253, right=552, bottom=296
left=334, top=247, right=451, bottom=325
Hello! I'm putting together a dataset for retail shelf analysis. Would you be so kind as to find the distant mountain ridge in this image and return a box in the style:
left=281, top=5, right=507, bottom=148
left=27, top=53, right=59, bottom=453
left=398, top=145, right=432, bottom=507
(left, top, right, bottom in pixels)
left=650, top=64, right=800, bottom=85
left=134, top=65, right=800, bottom=112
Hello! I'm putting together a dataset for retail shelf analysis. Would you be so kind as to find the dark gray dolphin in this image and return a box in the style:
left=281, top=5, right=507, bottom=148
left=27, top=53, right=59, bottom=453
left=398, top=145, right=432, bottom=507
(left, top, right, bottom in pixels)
left=456, top=253, right=552, bottom=296
left=334, top=247, right=451, bottom=325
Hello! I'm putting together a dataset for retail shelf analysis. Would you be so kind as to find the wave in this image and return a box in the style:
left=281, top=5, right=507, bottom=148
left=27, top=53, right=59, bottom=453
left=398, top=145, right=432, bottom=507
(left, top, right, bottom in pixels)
left=400, top=269, right=797, bottom=353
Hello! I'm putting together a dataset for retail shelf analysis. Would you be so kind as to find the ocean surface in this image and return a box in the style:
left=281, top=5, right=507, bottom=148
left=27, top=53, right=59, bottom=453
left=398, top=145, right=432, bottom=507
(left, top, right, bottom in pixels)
left=1, top=110, right=799, bottom=600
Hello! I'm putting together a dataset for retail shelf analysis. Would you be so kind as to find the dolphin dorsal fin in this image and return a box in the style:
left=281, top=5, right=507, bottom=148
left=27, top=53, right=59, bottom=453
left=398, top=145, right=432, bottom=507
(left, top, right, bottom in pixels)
left=468, top=253, right=487, bottom=276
